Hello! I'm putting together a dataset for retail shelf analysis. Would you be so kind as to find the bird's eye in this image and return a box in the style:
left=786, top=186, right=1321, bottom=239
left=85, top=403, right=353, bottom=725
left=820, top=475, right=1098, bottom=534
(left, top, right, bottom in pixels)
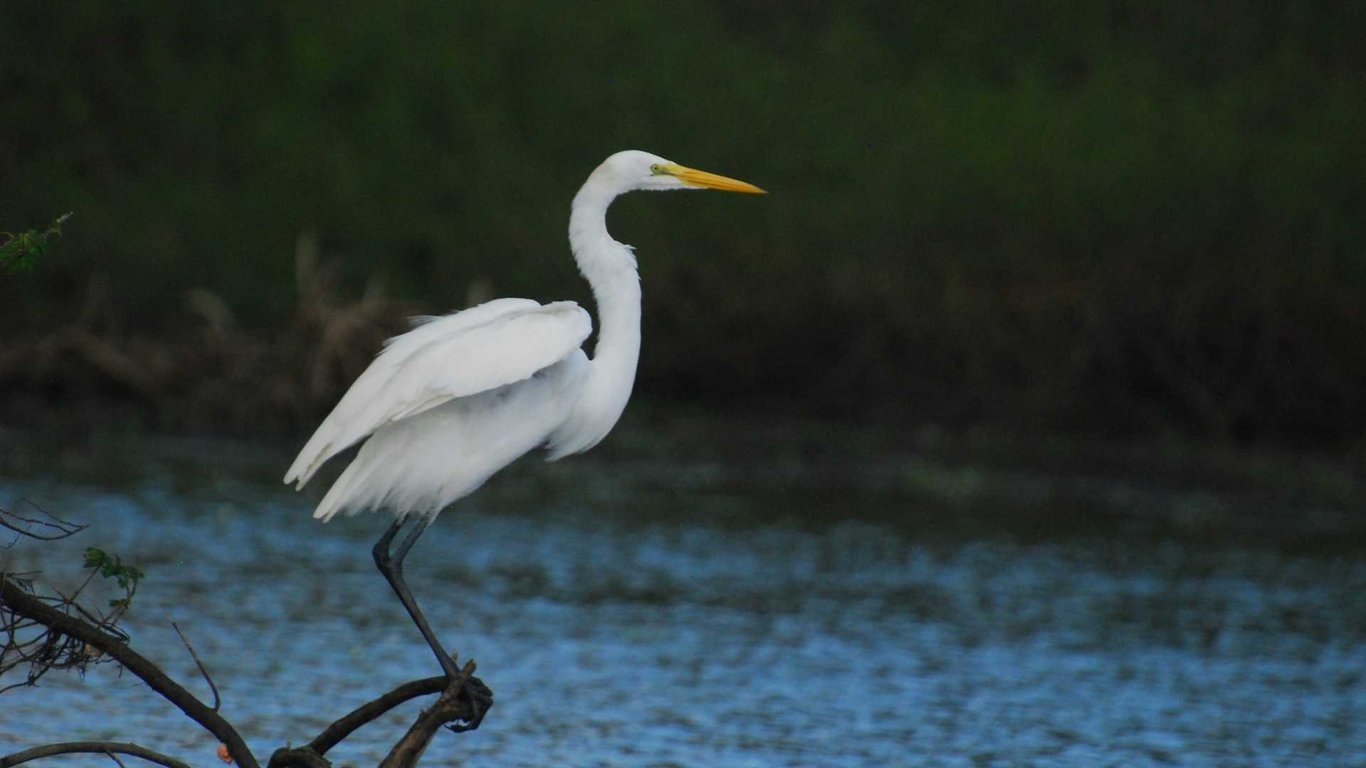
left=649, top=164, right=665, bottom=175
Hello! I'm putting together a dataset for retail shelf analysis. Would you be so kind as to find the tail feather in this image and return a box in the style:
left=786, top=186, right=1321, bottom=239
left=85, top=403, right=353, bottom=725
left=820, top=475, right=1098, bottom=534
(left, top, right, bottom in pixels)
left=284, top=429, right=339, bottom=488
left=312, top=456, right=369, bottom=521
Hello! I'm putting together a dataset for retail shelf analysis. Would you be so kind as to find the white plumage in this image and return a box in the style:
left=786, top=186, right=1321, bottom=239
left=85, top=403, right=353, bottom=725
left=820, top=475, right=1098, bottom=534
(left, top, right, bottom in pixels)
left=283, top=298, right=592, bottom=519
left=281, top=149, right=763, bottom=714
left=285, top=150, right=765, bottom=524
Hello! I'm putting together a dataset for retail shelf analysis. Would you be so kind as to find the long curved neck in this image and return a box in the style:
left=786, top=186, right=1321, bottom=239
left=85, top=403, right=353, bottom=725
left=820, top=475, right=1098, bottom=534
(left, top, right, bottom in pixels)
left=568, top=181, right=642, bottom=414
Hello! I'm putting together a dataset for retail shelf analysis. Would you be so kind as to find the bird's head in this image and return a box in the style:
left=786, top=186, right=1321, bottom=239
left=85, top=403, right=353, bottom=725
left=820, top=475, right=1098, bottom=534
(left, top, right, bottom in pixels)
left=594, top=150, right=766, bottom=196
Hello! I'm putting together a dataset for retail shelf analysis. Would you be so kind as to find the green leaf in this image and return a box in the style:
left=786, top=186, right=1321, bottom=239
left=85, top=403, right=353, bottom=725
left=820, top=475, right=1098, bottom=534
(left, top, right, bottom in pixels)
left=83, top=546, right=144, bottom=593
left=0, top=212, right=72, bottom=274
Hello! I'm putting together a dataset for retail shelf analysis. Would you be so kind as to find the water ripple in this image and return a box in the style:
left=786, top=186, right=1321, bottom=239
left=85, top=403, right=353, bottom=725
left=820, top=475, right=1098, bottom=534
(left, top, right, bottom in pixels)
left=1, top=436, right=1362, bottom=767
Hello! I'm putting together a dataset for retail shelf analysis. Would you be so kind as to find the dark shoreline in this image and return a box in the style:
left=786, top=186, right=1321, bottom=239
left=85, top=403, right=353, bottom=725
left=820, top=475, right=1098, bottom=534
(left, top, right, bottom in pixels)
left=4, top=394, right=1363, bottom=554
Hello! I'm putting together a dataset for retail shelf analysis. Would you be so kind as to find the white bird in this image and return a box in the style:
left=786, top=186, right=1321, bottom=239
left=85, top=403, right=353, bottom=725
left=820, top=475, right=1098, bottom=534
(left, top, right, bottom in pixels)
left=284, top=150, right=764, bottom=725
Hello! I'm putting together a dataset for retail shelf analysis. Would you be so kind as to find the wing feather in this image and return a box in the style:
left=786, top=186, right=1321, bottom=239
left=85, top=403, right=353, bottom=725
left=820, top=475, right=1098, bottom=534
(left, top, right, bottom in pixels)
left=284, top=298, right=591, bottom=487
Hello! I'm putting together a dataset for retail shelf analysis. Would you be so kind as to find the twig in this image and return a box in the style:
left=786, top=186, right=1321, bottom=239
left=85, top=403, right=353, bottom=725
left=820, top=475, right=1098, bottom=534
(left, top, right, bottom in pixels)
left=0, top=741, right=190, bottom=768
left=66, top=567, right=101, bottom=604
left=47, top=584, right=131, bottom=642
left=0, top=579, right=260, bottom=768
left=0, top=501, right=86, bottom=542
left=170, top=621, right=221, bottom=712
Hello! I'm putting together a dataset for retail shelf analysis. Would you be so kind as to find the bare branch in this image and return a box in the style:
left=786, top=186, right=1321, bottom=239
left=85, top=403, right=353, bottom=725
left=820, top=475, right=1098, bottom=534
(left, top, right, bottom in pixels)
left=1, top=567, right=118, bottom=690
left=3, top=505, right=143, bottom=693
left=0, top=741, right=190, bottom=768
left=4, top=504, right=493, bottom=767
left=0, top=501, right=85, bottom=543
left=310, top=675, right=447, bottom=754
left=0, top=579, right=260, bottom=768
left=266, top=669, right=490, bottom=768
left=380, top=662, right=491, bottom=768
left=267, top=675, right=448, bottom=767
left=171, top=621, right=220, bottom=712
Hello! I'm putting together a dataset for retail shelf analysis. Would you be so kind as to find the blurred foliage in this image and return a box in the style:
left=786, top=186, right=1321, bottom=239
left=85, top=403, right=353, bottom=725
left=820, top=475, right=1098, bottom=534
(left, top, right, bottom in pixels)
left=0, top=213, right=69, bottom=274
left=83, top=545, right=144, bottom=611
left=1, top=2, right=1363, bottom=445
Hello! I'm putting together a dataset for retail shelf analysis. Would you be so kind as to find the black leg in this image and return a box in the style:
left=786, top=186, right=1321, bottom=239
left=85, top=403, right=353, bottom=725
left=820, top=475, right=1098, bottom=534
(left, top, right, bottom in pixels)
left=372, top=516, right=493, bottom=730
left=372, top=515, right=462, bottom=680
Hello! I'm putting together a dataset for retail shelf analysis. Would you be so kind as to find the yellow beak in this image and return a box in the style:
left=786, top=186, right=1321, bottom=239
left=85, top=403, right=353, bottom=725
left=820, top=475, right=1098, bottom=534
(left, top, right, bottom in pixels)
left=665, top=164, right=767, bottom=194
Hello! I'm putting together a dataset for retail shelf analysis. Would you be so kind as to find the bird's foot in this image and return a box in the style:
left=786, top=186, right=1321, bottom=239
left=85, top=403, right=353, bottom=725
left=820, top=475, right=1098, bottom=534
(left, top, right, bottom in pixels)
left=443, top=658, right=493, bottom=733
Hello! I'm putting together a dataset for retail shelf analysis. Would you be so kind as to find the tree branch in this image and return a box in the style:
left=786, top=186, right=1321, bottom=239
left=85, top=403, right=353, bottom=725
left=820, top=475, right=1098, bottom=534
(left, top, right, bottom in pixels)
left=380, top=681, right=470, bottom=768
left=171, top=620, right=220, bottom=711
left=0, top=578, right=259, bottom=768
left=0, top=741, right=190, bottom=768
left=309, top=675, right=448, bottom=754
left=4, top=506, right=492, bottom=768
left=267, top=671, right=488, bottom=768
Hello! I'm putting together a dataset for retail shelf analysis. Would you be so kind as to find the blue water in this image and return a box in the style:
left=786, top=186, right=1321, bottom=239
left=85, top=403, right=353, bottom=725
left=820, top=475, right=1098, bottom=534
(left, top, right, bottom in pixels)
left=1, top=429, right=1363, bottom=766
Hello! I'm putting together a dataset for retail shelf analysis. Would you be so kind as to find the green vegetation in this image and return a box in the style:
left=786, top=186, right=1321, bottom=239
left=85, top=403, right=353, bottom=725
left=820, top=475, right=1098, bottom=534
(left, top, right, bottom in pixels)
left=0, top=213, right=69, bottom=274
left=82, top=545, right=143, bottom=611
left=1, top=3, right=1362, bottom=445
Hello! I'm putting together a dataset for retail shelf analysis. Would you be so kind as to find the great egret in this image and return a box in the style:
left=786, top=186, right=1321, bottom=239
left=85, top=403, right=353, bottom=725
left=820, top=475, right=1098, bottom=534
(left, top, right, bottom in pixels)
left=284, top=150, right=764, bottom=724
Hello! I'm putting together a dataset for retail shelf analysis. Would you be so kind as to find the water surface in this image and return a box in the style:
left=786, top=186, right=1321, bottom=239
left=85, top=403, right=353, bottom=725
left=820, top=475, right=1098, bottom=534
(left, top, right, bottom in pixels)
left=1, top=425, right=1362, bottom=767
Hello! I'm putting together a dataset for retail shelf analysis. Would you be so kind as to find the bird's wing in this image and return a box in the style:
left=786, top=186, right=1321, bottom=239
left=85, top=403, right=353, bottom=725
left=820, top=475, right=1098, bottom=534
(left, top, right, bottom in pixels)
left=284, top=297, right=592, bottom=487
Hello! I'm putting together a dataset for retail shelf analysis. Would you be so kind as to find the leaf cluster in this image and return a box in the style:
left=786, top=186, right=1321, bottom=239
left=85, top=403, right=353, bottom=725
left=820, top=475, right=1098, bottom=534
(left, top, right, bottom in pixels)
left=0, top=213, right=70, bottom=274
left=82, top=545, right=144, bottom=611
